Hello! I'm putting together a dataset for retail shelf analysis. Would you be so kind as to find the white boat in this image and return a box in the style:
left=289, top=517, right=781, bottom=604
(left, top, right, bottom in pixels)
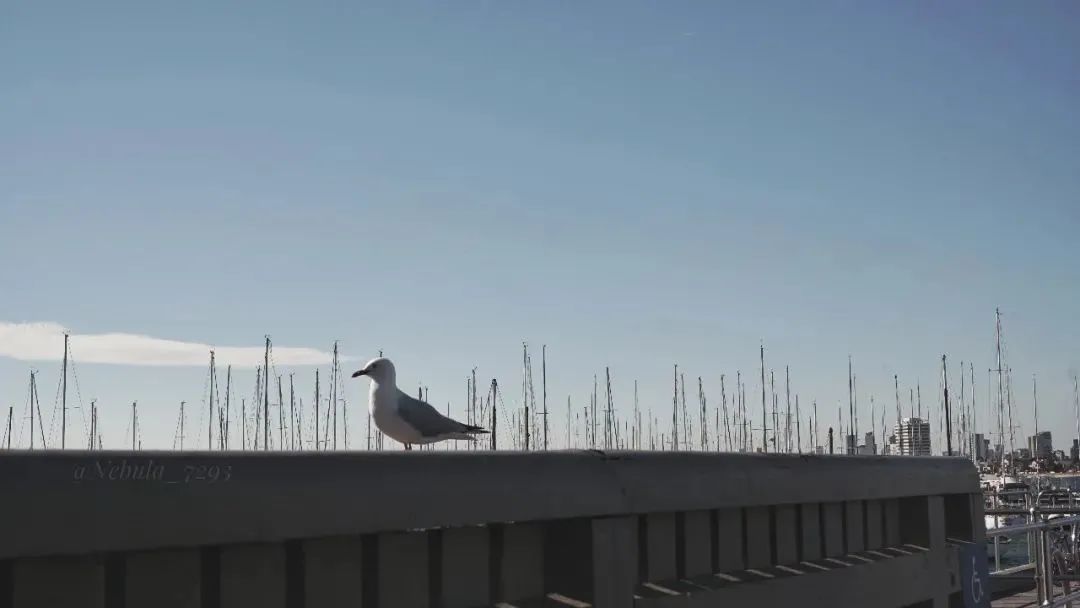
left=985, top=513, right=1023, bottom=544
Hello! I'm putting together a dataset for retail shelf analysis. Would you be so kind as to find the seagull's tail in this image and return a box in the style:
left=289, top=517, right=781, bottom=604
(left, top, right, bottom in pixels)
left=443, top=432, right=483, bottom=441
left=462, top=424, right=490, bottom=435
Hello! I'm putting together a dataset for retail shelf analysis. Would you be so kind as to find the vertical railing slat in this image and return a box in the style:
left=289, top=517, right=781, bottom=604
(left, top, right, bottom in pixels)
left=126, top=549, right=200, bottom=608
left=13, top=556, right=104, bottom=608
left=378, top=532, right=428, bottom=608
left=220, top=544, right=285, bottom=608
left=441, top=527, right=489, bottom=608
left=304, top=537, right=364, bottom=608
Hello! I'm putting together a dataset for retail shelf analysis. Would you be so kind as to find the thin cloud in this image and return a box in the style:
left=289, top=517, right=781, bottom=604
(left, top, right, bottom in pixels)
left=0, top=321, right=338, bottom=367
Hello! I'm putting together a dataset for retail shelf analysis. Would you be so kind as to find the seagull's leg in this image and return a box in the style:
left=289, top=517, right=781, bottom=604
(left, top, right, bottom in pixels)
left=404, top=443, right=412, bottom=451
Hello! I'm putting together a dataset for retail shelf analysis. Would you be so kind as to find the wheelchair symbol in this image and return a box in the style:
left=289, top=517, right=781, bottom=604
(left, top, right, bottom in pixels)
left=970, top=556, right=984, bottom=604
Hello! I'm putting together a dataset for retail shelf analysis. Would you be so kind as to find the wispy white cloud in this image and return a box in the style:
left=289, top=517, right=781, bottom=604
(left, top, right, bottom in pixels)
left=0, top=321, right=338, bottom=367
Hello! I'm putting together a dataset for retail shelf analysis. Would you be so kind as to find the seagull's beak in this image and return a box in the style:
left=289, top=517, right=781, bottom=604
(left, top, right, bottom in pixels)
left=351, top=369, right=367, bottom=378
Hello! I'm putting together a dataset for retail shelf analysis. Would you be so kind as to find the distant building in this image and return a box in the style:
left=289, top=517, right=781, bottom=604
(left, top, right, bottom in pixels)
left=1028, top=432, right=1052, bottom=459
left=885, top=433, right=899, bottom=456
left=898, top=418, right=931, bottom=456
left=1017, top=448, right=1032, bottom=461
left=1072, top=439, right=1078, bottom=463
left=858, top=431, right=877, bottom=455
left=970, top=433, right=988, bottom=461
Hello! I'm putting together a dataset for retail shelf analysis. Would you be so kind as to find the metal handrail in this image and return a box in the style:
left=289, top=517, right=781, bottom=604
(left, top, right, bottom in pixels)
left=987, top=489, right=1038, bottom=496
left=987, top=491, right=1080, bottom=607
left=1048, top=585, right=1080, bottom=607
left=987, top=515, right=1080, bottom=538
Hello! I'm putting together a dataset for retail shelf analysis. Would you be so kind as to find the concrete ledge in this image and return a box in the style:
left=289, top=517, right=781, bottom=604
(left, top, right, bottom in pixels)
left=0, top=450, right=978, bottom=559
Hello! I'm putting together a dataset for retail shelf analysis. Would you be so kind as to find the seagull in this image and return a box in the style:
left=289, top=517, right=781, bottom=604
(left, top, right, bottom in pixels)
left=351, top=357, right=488, bottom=450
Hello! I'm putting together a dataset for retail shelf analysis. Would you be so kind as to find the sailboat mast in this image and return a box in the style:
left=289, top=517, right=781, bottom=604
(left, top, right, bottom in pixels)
left=605, top=367, right=613, bottom=450
left=864, top=397, right=872, bottom=453
left=490, top=379, right=498, bottom=450
left=796, top=395, right=801, bottom=453
left=1032, top=374, right=1039, bottom=464
left=770, top=370, right=777, bottom=452
left=672, top=364, right=679, bottom=451
left=343, top=350, right=349, bottom=449
left=785, top=366, right=791, bottom=453
left=853, top=373, right=859, bottom=448
left=959, top=361, right=966, bottom=457
left=253, top=367, right=261, bottom=450
left=180, top=400, right=185, bottom=450
left=331, top=341, right=339, bottom=450
left=759, top=345, right=768, bottom=453
left=738, top=371, right=746, bottom=451
left=29, top=371, right=35, bottom=450
left=241, top=399, right=246, bottom=450
left=634, top=380, right=640, bottom=449
left=224, top=366, right=232, bottom=450
left=681, top=373, right=688, bottom=449
left=208, top=350, right=215, bottom=450
left=4, top=405, right=11, bottom=449
left=314, top=369, right=320, bottom=451
left=698, top=377, right=706, bottom=450
left=263, top=336, right=270, bottom=451
left=994, top=308, right=1007, bottom=472
left=471, top=367, right=478, bottom=448
left=567, top=395, right=571, bottom=449
left=131, top=401, right=137, bottom=450
left=61, top=332, right=69, bottom=449
left=970, top=364, right=976, bottom=459
left=943, top=355, right=952, bottom=456
left=847, top=356, right=854, bottom=455
left=593, top=373, right=599, bottom=449
left=542, top=345, right=548, bottom=451
left=277, top=376, right=285, bottom=450
left=290, top=374, right=296, bottom=450
left=720, top=375, right=729, bottom=452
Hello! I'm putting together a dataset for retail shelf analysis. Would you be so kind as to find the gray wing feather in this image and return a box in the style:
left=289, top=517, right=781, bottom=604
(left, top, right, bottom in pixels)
left=397, top=392, right=468, bottom=437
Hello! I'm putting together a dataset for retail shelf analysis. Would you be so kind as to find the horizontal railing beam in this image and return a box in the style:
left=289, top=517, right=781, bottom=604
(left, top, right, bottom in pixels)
left=0, top=450, right=979, bottom=559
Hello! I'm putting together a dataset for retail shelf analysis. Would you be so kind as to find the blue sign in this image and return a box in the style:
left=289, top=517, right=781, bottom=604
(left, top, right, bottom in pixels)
left=958, top=540, right=991, bottom=608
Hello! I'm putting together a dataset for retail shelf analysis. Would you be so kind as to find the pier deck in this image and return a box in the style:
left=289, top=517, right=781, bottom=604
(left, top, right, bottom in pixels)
left=992, top=588, right=1040, bottom=606
left=993, top=586, right=1080, bottom=607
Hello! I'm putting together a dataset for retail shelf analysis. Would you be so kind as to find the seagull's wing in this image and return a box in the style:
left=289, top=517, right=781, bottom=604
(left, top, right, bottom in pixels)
left=396, top=391, right=473, bottom=438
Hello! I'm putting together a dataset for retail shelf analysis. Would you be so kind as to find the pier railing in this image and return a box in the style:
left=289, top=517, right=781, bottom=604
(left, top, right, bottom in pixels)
left=0, top=450, right=982, bottom=607
left=986, top=492, right=1080, bottom=608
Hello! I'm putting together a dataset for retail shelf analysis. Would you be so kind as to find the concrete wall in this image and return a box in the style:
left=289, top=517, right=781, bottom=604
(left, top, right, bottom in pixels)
left=0, top=450, right=981, bottom=607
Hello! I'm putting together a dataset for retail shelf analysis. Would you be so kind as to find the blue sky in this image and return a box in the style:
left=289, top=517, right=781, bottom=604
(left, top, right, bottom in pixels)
left=1, top=2, right=1077, bottom=452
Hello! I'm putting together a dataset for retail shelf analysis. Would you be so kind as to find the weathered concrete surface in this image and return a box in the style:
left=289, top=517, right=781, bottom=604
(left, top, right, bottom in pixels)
left=11, top=555, right=103, bottom=608
left=0, top=450, right=981, bottom=608
left=303, top=536, right=364, bottom=608
left=125, top=549, right=200, bottom=608
left=220, top=543, right=285, bottom=608
left=0, top=450, right=977, bottom=559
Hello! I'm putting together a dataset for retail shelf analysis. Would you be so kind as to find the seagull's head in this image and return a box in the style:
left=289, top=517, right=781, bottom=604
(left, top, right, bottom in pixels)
left=352, top=357, right=395, bottom=385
